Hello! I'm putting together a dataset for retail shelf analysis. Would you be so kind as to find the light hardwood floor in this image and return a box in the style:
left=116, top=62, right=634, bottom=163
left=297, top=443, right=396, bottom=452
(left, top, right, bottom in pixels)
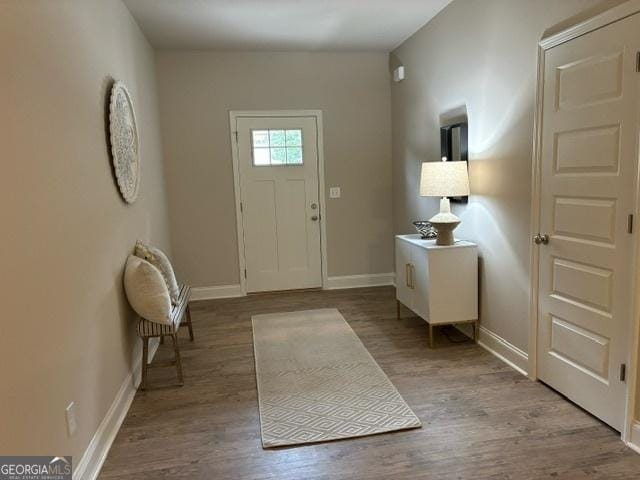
left=100, top=286, right=640, bottom=479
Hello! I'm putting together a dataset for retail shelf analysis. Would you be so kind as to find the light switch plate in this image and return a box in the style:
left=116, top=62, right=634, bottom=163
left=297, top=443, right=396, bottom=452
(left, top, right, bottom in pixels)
left=329, top=187, right=341, bottom=199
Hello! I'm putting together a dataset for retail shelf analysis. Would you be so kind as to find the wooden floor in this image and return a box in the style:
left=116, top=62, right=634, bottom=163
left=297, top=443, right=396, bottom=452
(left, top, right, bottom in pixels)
left=100, top=287, right=640, bottom=479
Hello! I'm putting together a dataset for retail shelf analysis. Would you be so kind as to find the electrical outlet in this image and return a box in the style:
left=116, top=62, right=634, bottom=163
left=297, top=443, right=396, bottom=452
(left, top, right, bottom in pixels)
left=329, top=187, right=341, bottom=199
left=66, top=402, right=77, bottom=437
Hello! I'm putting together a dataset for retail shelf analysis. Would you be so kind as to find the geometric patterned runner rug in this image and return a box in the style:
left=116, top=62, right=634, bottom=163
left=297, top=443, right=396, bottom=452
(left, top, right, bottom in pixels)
left=252, top=308, right=421, bottom=448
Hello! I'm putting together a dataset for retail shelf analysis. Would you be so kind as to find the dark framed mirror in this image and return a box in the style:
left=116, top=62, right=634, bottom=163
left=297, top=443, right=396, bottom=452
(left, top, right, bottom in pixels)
left=440, top=121, right=468, bottom=203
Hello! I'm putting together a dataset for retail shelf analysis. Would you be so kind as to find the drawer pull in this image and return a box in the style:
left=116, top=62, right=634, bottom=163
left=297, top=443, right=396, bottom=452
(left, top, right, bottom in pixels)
left=410, top=264, right=415, bottom=289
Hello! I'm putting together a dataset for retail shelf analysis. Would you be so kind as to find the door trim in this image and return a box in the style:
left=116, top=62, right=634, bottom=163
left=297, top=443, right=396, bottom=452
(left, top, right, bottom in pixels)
left=529, top=1, right=640, bottom=445
left=229, top=110, right=328, bottom=295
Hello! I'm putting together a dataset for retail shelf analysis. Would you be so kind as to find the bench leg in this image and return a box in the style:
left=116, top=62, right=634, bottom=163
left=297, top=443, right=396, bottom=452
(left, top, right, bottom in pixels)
left=184, top=304, right=195, bottom=341
left=171, top=334, right=184, bottom=385
left=141, top=337, right=149, bottom=390
left=160, top=335, right=164, bottom=345
left=428, top=324, right=434, bottom=349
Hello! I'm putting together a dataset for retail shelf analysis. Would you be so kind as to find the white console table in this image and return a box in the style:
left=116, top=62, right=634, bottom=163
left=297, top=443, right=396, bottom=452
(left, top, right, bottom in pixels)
left=395, top=234, right=478, bottom=347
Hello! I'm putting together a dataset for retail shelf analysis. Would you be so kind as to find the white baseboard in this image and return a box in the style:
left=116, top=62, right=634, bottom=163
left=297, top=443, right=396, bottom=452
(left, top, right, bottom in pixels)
left=74, top=339, right=159, bottom=480
left=325, top=272, right=395, bottom=290
left=190, top=284, right=243, bottom=300
left=628, top=421, right=640, bottom=454
left=477, top=326, right=528, bottom=376
left=189, top=275, right=394, bottom=300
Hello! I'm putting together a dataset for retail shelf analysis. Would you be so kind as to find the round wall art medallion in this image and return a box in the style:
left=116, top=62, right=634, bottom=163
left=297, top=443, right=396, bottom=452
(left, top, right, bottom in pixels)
left=109, top=81, right=140, bottom=203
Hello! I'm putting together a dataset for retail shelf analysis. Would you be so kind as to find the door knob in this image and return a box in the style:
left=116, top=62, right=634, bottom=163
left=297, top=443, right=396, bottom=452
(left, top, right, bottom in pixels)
left=311, top=215, right=319, bottom=221
left=533, top=234, right=549, bottom=245
left=311, top=203, right=318, bottom=210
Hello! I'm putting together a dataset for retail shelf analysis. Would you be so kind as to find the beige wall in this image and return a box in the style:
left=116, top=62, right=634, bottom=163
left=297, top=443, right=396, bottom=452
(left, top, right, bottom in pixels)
left=391, top=0, right=624, bottom=353
left=0, top=0, right=171, bottom=463
left=156, top=52, right=393, bottom=287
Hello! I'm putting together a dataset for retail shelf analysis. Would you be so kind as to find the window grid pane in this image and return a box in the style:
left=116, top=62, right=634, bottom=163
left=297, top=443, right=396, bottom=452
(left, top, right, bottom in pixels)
left=270, top=147, right=286, bottom=164
left=269, top=130, right=285, bottom=147
left=253, top=147, right=270, bottom=165
left=251, top=128, right=303, bottom=166
left=286, top=147, right=302, bottom=164
left=252, top=130, right=269, bottom=147
left=285, top=129, right=302, bottom=146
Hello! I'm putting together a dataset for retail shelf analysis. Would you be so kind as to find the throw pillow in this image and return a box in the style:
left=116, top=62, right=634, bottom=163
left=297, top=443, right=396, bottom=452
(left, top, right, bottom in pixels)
left=123, top=255, right=172, bottom=325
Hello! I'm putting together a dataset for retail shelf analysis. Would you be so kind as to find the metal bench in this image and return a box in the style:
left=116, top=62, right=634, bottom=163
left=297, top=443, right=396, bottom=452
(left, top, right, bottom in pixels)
left=137, top=284, right=193, bottom=389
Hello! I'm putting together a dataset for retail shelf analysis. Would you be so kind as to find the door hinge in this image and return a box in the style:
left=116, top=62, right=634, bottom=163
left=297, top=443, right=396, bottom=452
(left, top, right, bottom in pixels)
left=234, top=131, right=238, bottom=143
left=239, top=202, right=243, bottom=213
left=244, top=268, right=247, bottom=279
left=636, top=52, right=640, bottom=72
left=628, top=214, right=634, bottom=234
left=620, top=363, right=627, bottom=382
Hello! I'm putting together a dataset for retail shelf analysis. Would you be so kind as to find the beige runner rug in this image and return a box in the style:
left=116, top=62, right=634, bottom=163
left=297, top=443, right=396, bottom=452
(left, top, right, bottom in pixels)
left=252, top=308, right=421, bottom=448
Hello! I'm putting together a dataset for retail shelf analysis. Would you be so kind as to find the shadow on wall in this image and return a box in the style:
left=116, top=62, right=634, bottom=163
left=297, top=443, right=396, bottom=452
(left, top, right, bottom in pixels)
left=396, top=80, right=442, bottom=224
left=456, top=102, right=533, bottom=347
left=102, top=76, right=118, bottom=190
left=439, top=106, right=467, bottom=130
left=455, top=71, right=533, bottom=349
left=542, top=0, right=628, bottom=38
left=440, top=102, right=530, bottom=319
left=388, top=52, right=402, bottom=75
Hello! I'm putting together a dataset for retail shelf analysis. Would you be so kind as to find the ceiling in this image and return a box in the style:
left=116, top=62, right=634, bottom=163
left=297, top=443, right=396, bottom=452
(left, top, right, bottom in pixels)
left=124, top=0, right=452, bottom=51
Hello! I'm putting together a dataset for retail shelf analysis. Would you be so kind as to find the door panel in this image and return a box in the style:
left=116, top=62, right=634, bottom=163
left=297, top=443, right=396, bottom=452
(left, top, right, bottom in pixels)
left=236, top=116, right=322, bottom=292
left=554, top=125, right=620, bottom=174
left=551, top=257, right=613, bottom=312
left=281, top=179, right=309, bottom=271
left=411, top=246, right=429, bottom=320
left=550, top=316, right=610, bottom=381
left=556, top=50, right=623, bottom=109
left=244, top=179, right=279, bottom=275
left=553, top=197, right=616, bottom=244
left=395, top=239, right=413, bottom=309
left=537, top=13, right=640, bottom=431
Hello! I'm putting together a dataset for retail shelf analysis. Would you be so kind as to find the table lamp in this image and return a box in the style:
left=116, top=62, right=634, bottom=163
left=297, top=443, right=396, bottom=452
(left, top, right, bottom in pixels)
left=419, top=158, right=470, bottom=245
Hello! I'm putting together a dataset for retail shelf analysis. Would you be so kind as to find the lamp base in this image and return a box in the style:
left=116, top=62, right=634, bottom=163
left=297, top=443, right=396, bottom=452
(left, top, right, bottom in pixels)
left=430, top=220, right=460, bottom=245
left=429, top=197, right=461, bottom=246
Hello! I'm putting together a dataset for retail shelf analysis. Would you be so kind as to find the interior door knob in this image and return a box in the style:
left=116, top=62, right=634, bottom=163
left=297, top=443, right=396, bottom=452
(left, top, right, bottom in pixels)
left=533, top=234, right=549, bottom=245
left=311, top=215, right=319, bottom=221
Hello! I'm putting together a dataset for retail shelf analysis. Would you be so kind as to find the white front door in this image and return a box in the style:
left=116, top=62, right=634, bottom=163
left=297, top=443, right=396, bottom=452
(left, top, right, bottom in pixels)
left=235, top=115, right=322, bottom=293
left=536, top=13, right=640, bottom=431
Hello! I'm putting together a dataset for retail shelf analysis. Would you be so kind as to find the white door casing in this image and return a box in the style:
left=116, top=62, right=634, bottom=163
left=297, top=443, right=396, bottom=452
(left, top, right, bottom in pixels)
left=233, top=114, right=323, bottom=293
left=535, top=13, right=640, bottom=431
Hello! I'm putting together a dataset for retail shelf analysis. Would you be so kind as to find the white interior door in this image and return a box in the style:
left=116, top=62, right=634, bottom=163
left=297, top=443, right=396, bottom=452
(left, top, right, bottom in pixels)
left=236, top=115, right=322, bottom=293
left=536, top=13, right=640, bottom=431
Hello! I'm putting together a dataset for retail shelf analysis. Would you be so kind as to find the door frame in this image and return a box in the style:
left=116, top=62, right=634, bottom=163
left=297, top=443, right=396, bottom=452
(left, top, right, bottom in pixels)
left=229, top=110, right=328, bottom=295
left=528, top=0, right=640, bottom=445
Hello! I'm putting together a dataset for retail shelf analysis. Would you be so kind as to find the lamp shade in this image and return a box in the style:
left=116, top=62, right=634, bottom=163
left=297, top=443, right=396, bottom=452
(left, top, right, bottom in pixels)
left=419, top=161, right=470, bottom=197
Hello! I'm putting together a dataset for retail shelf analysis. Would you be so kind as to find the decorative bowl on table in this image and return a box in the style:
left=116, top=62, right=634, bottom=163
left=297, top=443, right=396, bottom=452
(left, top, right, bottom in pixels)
left=412, top=221, right=437, bottom=239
